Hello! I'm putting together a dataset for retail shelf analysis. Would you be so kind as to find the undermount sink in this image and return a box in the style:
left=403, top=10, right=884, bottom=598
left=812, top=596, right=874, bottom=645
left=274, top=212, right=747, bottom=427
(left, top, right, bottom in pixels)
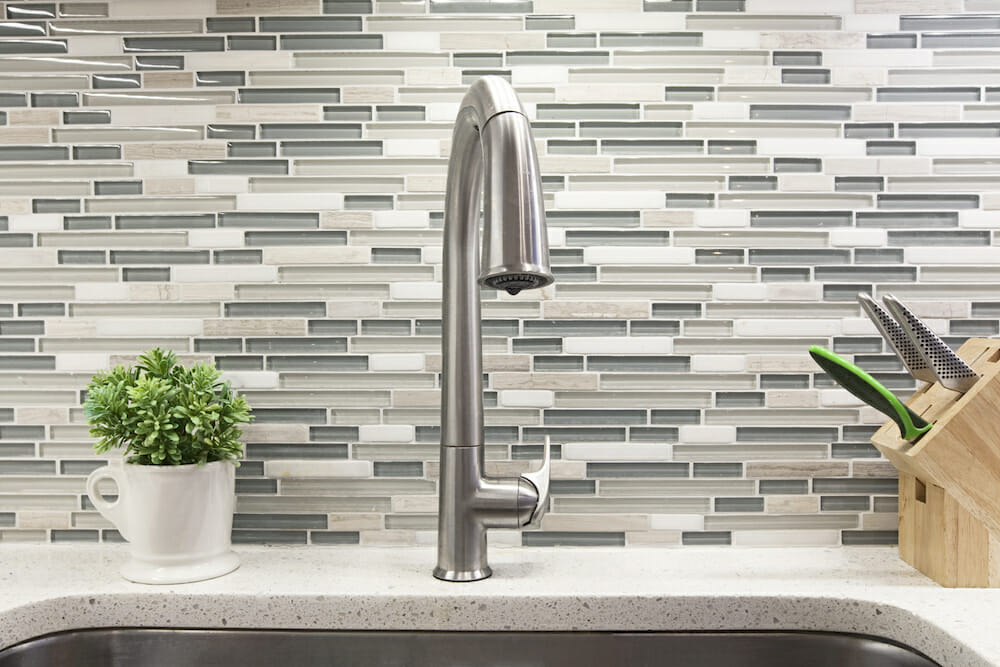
left=0, top=628, right=939, bottom=666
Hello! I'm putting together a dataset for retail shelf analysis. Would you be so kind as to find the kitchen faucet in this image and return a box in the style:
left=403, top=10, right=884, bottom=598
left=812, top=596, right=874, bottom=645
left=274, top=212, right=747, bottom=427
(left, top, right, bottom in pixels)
left=434, top=77, right=554, bottom=582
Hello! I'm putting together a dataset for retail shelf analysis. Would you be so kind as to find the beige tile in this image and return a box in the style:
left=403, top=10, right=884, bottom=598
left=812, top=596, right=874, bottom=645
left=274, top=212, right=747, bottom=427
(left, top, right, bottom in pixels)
left=766, top=496, right=819, bottom=513
left=340, top=86, right=396, bottom=104
left=203, top=319, right=307, bottom=336
left=15, top=407, right=69, bottom=425
left=0, top=127, right=49, bottom=144
left=123, top=142, right=226, bottom=160
left=625, top=530, right=682, bottom=545
left=747, top=462, right=851, bottom=478
left=216, top=0, right=319, bottom=13
left=543, top=301, right=649, bottom=319
left=321, top=211, right=373, bottom=229
left=492, top=372, right=599, bottom=390
left=8, top=109, right=61, bottom=126
left=439, top=32, right=546, bottom=50
left=142, top=71, right=194, bottom=88
left=327, top=514, right=384, bottom=531
left=852, top=461, right=899, bottom=479
left=144, top=178, right=196, bottom=195
left=861, top=512, right=899, bottom=531
left=216, top=104, right=320, bottom=122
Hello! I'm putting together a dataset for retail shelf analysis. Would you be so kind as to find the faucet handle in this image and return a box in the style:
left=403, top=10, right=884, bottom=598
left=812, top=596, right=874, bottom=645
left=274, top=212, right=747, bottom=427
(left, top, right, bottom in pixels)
left=520, top=436, right=551, bottom=525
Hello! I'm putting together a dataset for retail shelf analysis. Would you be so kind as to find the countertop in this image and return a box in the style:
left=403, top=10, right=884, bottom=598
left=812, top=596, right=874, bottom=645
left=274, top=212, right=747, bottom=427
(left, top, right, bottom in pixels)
left=0, top=545, right=996, bottom=666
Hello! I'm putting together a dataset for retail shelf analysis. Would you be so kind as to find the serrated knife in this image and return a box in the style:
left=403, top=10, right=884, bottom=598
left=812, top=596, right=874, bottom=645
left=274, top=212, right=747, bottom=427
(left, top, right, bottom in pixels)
left=857, top=292, right=938, bottom=385
left=883, top=294, right=980, bottom=394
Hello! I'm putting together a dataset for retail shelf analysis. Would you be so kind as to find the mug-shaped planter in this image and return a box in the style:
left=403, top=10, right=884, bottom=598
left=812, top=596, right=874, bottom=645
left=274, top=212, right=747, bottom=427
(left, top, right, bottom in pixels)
left=87, top=460, right=240, bottom=584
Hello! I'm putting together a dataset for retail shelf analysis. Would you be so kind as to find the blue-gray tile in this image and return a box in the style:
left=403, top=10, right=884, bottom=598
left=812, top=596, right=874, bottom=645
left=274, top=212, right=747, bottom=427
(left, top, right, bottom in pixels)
left=123, top=37, right=224, bottom=52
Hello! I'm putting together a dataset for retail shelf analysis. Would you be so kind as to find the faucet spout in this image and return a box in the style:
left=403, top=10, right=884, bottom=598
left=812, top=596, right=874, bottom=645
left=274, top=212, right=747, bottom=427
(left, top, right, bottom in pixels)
left=434, top=77, right=553, bottom=582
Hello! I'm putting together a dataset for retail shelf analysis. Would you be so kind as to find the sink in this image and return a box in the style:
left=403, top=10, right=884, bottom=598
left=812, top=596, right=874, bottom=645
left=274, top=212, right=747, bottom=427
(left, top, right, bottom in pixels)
left=0, top=628, right=939, bottom=666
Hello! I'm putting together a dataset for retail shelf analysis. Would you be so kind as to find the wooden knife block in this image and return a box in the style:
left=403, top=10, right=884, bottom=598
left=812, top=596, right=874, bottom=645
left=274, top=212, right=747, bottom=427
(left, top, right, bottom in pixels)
left=870, top=337, right=1000, bottom=587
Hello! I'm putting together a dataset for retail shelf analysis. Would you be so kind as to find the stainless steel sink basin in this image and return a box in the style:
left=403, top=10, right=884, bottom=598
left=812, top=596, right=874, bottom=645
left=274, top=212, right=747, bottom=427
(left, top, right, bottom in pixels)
left=0, top=628, right=939, bottom=666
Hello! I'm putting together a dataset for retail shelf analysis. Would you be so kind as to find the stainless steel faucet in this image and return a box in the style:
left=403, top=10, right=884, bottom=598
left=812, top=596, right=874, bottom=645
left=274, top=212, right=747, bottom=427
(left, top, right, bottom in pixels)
left=434, top=77, right=554, bottom=582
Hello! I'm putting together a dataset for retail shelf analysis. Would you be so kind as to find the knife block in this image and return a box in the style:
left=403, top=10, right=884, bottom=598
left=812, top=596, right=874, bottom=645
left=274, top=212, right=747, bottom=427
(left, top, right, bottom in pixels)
left=870, top=337, right=1000, bottom=587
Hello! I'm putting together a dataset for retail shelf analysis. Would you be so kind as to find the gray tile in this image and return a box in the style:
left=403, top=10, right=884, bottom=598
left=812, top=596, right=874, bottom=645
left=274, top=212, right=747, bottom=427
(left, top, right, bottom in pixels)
left=220, top=212, right=317, bottom=228
left=773, top=157, right=821, bottom=172
left=188, top=159, right=288, bottom=175
left=715, top=497, right=763, bottom=512
left=507, top=51, right=610, bottom=66
left=134, top=55, right=184, bottom=70
left=123, top=37, right=224, bottom=52
left=921, top=32, right=1000, bottom=48
left=261, top=123, right=361, bottom=139
left=813, top=478, right=897, bottom=494
left=0, top=22, right=47, bottom=37
left=588, top=462, right=688, bottom=478
left=877, top=86, right=980, bottom=101
left=33, top=199, right=79, bottom=213
left=867, top=33, right=916, bottom=48
left=206, top=17, right=255, bottom=32
left=63, top=110, right=110, bottom=124
left=282, top=140, right=381, bottom=156
left=0, top=40, right=67, bottom=54
left=229, top=141, right=277, bottom=158
left=116, top=214, right=214, bottom=229
left=728, top=176, right=775, bottom=191
left=322, top=0, right=372, bottom=12
left=866, top=141, right=915, bottom=156
left=228, top=35, right=276, bottom=50
left=124, top=267, right=169, bottom=281
left=845, top=123, right=893, bottom=138
left=888, top=230, right=988, bottom=246
left=73, top=146, right=122, bottom=160
left=856, top=211, right=957, bottom=228
left=453, top=53, right=503, bottom=68
left=92, top=73, right=139, bottom=89
left=750, top=105, right=850, bottom=120
left=681, top=531, right=730, bottom=545
left=279, top=34, right=382, bottom=50
left=208, top=124, right=255, bottom=140
left=665, top=86, right=714, bottom=101
left=644, top=0, right=694, bottom=10
left=842, top=531, right=897, bottom=546
left=110, top=250, right=208, bottom=264
left=30, top=92, right=78, bottom=107
left=7, top=4, right=57, bottom=19
left=547, top=33, right=596, bottom=48
left=877, top=194, right=978, bottom=209
left=196, top=71, right=246, bottom=87
left=232, top=530, right=307, bottom=545
left=525, top=15, right=574, bottom=30
left=835, top=176, right=883, bottom=192
left=695, top=463, right=742, bottom=477
left=759, top=480, right=808, bottom=494
left=601, top=32, right=702, bottom=47
left=94, top=180, right=141, bottom=195
left=708, top=140, right=755, bottom=155
left=245, top=231, right=345, bottom=245
left=214, top=250, right=261, bottom=264
left=524, top=320, right=626, bottom=337
left=260, top=16, right=363, bottom=32
left=773, top=51, right=821, bottom=66
left=523, top=532, right=625, bottom=547
left=781, top=69, right=830, bottom=85
left=751, top=211, right=851, bottom=228
left=899, top=122, right=1000, bottom=137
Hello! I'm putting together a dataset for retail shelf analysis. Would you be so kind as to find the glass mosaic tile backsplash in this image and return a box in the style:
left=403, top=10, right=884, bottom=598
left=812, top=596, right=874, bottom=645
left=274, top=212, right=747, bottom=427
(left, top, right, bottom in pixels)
left=0, top=0, right=996, bottom=548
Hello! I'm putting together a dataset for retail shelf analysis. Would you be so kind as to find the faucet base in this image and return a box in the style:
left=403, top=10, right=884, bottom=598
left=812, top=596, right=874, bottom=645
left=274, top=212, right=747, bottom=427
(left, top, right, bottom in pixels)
left=433, top=565, right=492, bottom=582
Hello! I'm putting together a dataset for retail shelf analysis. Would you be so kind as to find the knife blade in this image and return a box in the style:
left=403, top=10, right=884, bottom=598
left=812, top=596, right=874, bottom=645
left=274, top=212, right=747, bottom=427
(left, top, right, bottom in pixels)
left=857, top=292, right=938, bottom=384
left=809, top=345, right=932, bottom=441
left=883, top=294, right=979, bottom=394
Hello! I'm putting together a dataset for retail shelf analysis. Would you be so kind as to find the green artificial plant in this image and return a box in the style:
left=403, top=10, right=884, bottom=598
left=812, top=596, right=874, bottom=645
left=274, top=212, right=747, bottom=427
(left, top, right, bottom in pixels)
left=84, top=348, right=252, bottom=466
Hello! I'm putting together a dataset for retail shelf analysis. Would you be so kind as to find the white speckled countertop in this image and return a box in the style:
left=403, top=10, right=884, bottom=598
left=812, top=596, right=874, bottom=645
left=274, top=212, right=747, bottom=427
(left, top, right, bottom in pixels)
left=0, top=545, right=996, bottom=666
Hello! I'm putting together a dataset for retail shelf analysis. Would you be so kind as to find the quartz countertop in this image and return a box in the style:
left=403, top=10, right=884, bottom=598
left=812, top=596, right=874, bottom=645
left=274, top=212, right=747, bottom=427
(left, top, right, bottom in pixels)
left=0, top=545, right=995, bottom=666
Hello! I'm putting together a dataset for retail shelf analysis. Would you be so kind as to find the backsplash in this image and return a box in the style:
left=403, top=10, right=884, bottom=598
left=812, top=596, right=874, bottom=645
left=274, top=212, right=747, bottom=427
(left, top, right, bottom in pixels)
left=0, top=0, right=997, bottom=547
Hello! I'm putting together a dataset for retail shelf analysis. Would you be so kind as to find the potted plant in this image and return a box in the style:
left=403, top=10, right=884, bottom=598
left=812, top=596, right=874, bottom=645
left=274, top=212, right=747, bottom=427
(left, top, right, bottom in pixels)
left=83, top=348, right=252, bottom=584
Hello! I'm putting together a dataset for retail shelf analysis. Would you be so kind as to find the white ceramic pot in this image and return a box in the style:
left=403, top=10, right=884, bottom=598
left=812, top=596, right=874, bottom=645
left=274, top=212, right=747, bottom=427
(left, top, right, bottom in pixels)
left=86, top=459, right=240, bottom=585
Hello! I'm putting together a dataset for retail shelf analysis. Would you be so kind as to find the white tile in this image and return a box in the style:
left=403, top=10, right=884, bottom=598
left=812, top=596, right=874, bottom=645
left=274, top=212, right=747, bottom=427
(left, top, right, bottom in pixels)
left=187, top=229, right=245, bottom=248
left=236, top=193, right=344, bottom=210
left=563, top=337, right=672, bottom=354
left=220, top=371, right=280, bottom=390
left=172, top=265, right=277, bottom=283
left=370, top=354, right=425, bottom=371
left=907, top=247, right=1000, bottom=264
left=95, top=318, right=204, bottom=336
left=678, top=425, right=737, bottom=443
left=713, top=283, right=767, bottom=300
left=561, top=443, right=671, bottom=461
left=583, top=247, right=695, bottom=265
left=384, top=139, right=440, bottom=157
left=499, top=390, right=554, bottom=408
left=511, top=66, right=568, bottom=86
left=382, top=32, right=440, bottom=50
left=553, top=190, right=663, bottom=210
left=918, top=138, right=1000, bottom=156
left=55, top=353, right=110, bottom=372
left=359, top=425, right=414, bottom=443
left=829, top=229, right=886, bottom=247
left=756, top=138, right=867, bottom=157
left=74, top=283, right=130, bottom=301
left=693, top=210, right=750, bottom=228
left=691, top=102, right=748, bottom=120
left=649, top=514, right=705, bottom=531
left=735, top=319, right=840, bottom=337
left=373, top=210, right=430, bottom=228
left=389, top=282, right=442, bottom=300
left=765, top=284, right=822, bottom=301
left=6, top=215, right=62, bottom=232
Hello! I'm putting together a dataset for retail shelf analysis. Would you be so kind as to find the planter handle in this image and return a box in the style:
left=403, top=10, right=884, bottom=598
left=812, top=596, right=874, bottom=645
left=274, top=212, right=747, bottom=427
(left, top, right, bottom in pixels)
left=86, top=462, right=129, bottom=541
